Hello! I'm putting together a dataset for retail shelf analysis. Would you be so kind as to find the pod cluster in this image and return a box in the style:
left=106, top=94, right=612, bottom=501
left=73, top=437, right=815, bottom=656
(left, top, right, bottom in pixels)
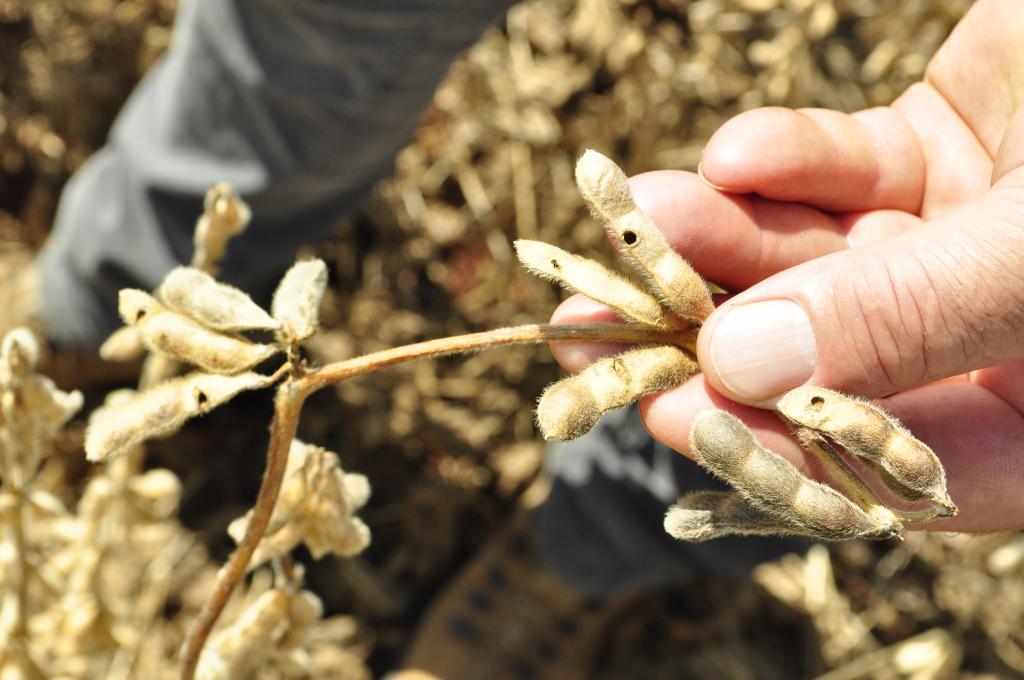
left=521, top=151, right=957, bottom=542
left=86, top=258, right=329, bottom=463
left=227, top=439, right=372, bottom=567
left=517, top=150, right=709, bottom=441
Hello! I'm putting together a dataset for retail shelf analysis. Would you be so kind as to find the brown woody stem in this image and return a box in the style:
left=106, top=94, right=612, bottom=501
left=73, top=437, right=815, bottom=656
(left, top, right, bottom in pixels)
left=178, top=322, right=691, bottom=678
left=179, top=381, right=307, bottom=679
left=302, top=323, right=696, bottom=394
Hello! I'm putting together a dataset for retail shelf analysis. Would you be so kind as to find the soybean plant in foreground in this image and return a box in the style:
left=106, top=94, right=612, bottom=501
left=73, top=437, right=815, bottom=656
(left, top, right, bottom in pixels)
left=83, top=152, right=956, bottom=679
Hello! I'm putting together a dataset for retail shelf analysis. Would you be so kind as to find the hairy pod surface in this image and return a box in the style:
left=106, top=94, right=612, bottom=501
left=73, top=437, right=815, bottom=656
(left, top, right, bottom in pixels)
left=85, top=372, right=271, bottom=462
left=229, top=439, right=371, bottom=566
left=537, top=345, right=698, bottom=440
left=99, top=326, right=146, bottom=362
left=126, top=468, right=184, bottom=518
left=574, top=150, right=714, bottom=322
left=690, top=410, right=903, bottom=541
left=665, top=490, right=811, bottom=541
left=197, top=588, right=291, bottom=680
left=272, top=259, right=328, bottom=345
left=157, top=267, right=279, bottom=332
left=514, top=239, right=680, bottom=329
left=193, top=182, right=251, bottom=273
left=776, top=387, right=956, bottom=515
left=119, top=289, right=278, bottom=374
left=1, top=327, right=39, bottom=379
left=22, top=375, right=83, bottom=433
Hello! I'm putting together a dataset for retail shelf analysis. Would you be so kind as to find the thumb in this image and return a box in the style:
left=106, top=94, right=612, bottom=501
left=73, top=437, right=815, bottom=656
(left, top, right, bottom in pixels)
left=697, top=189, right=1024, bottom=405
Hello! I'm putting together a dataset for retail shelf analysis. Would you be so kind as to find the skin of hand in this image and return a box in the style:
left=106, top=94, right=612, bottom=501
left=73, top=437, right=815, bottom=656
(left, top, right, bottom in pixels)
left=550, top=0, right=1024, bottom=533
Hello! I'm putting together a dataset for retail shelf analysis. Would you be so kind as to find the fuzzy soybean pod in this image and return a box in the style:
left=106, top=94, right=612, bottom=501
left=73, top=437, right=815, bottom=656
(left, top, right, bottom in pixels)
left=665, top=490, right=813, bottom=542
left=690, top=410, right=904, bottom=541
left=537, top=345, right=698, bottom=441
left=574, top=150, right=714, bottom=322
left=272, top=259, right=328, bottom=345
left=85, top=371, right=272, bottom=462
left=193, top=182, right=251, bottom=275
left=197, top=588, right=291, bottom=680
left=99, top=326, right=146, bottom=362
left=514, top=239, right=684, bottom=330
left=776, top=387, right=956, bottom=516
left=157, top=267, right=280, bottom=332
left=119, top=289, right=278, bottom=374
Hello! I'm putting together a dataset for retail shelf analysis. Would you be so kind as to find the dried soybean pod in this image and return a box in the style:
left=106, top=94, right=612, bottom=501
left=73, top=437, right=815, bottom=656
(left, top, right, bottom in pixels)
left=119, top=289, right=278, bottom=374
left=776, top=387, right=956, bottom=516
left=272, top=259, right=328, bottom=345
left=85, top=371, right=272, bottom=462
left=157, top=267, right=279, bottom=332
left=22, top=375, right=83, bottom=432
left=691, top=410, right=903, bottom=541
left=197, top=588, right=291, bottom=679
left=514, top=239, right=683, bottom=330
left=537, top=345, right=698, bottom=440
left=1, top=327, right=39, bottom=377
left=193, top=182, right=251, bottom=275
left=575, top=150, right=714, bottom=322
left=99, top=326, right=146, bottom=362
left=665, top=490, right=815, bottom=541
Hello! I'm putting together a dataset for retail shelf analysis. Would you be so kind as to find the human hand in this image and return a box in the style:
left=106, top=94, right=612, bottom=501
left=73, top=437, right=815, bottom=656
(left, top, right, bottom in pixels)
left=550, top=0, right=1024, bottom=532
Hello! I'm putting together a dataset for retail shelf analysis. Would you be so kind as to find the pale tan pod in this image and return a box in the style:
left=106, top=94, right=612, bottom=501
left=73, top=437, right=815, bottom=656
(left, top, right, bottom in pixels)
left=22, top=374, right=83, bottom=432
left=156, top=266, right=279, bottom=332
left=119, top=289, right=278, bottom=374
left=776, top=386, right=956, bottom=515
left=342, top=471, right=371, bottom=509
left=537, top=345, right=698, bottom=440
left=303, top=463, right=372, bottom=559
left=99, top=326, right=146, bottom=362
left=230, top=439, right=372, bottom=564
left=197, top=588, right=290, bottom=680
left=0, top=327, right=39, bottom=376
left=665, top=490, right=808, bottom=541
left=271, top=259, right=328, bottom=344
left=514, top=239, right=680, bottom=329
left=282, top=590, right=324, bottom=647
left=574, top=150, right=714, bottom=321
left=193, top=182, right=251, bottom=275
left=690, top=410, right=903, bottom=541
left=85, top=371, right=272, bottom=462
left=127, top=468, right=183, bottom=518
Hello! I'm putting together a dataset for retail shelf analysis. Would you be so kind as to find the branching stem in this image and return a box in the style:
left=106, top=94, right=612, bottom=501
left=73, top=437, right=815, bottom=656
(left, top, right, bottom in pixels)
left=302, top=323, right=696, bottom=395
left=179, top=382, right=306, bottom=679
left=178, top=322, right=690, bottom=678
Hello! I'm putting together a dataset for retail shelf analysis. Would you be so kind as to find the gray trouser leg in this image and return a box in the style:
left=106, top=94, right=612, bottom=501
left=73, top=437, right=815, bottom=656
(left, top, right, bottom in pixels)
left=38, top=0, right=515, bottom=347
left=534, top=406, right=808, bottom=598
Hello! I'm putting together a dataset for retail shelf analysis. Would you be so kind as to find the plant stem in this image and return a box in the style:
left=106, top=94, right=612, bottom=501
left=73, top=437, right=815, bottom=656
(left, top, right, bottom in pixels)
left=302, top=322, right=696, bottom=394
left=179, top=381, right=307, bottom=680
left=178, top=321, right=693, bottom=678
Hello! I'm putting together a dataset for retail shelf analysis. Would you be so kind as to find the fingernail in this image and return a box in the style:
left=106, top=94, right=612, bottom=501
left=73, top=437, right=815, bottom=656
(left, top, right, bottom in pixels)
left=696, top=161, right=728, bottom=192
left=707, top=300, right=817, bottom=400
